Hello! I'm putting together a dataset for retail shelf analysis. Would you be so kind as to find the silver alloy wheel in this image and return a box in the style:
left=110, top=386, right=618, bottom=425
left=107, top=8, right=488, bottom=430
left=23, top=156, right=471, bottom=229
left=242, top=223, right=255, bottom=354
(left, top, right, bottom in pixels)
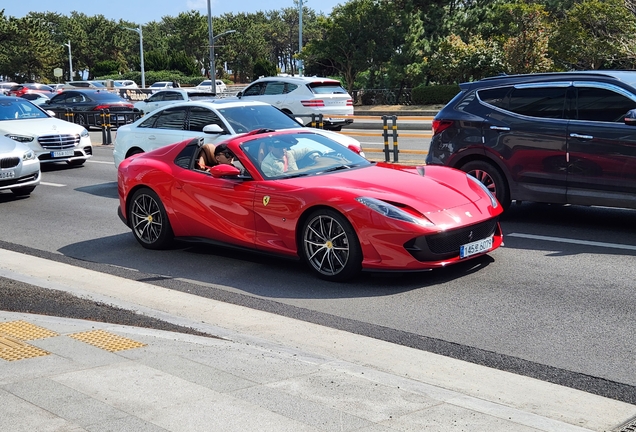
left=131, top=192, right=164, bottom=245
left=467, top=169, right=497, bottom=196
left=303, top=214, right=350, bottom=276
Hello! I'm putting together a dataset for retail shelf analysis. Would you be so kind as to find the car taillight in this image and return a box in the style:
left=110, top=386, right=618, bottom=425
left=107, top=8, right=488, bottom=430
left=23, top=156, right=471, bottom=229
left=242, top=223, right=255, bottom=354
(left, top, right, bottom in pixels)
left=346, top=99, right=353, bottom=106
left=432, top=120, right=453, bottom=136
left=93, top=103, right=133, bottom=111
left=301, top=100, right=325, bottom=107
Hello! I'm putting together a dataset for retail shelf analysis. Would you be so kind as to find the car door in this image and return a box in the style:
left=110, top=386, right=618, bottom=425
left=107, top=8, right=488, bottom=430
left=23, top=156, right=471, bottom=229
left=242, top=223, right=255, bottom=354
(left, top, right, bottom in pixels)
left=566, top=83, right=636, bottom=208
left=170, top=164, right=257, bottom=247
left=130, top=106, right=188, bottom=152
left=46, top=91, right=82, bottom=119
left=141, top=92, right=165, bottom=113
left=480, top=83, right=569, bottom=204
left=241, top=81, right=288, bottom=108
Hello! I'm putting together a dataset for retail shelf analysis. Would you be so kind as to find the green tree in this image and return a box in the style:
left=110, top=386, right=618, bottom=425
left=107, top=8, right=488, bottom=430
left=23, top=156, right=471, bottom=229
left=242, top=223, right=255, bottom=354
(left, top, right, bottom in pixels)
left=0, top=14, right=59, bottom=81
left=551, top=0, right=636, bottom=69
left=301, top=0, right=398, bottom=92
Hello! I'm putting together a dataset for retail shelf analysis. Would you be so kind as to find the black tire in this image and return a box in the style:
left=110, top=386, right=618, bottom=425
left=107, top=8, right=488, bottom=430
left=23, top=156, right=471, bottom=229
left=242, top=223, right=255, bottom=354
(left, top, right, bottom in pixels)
left=128, top=188, right=173, bottom=250
left=66, top=159, right=85, bottom=167
left=11, top=186, right=36, bottom=196
left=301, top=208, right=362, bottom=282
left=460, top=160, right=511, bottom=209
left=126, top=148, right=144, bottom=159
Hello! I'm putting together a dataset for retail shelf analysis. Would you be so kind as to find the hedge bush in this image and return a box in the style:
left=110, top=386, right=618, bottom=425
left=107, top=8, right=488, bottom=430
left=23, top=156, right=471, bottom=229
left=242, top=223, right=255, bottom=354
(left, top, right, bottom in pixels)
left=411, top=84, right=460, bottom=105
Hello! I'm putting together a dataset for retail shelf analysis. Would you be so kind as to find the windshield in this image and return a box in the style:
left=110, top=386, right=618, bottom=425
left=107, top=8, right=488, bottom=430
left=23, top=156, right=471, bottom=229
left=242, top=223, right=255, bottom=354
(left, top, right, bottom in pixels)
left=0, top=99, right=49, bottom=120
left=218, top=105, right=302, bottom=133
left=240, top=132, right=370, bottom=180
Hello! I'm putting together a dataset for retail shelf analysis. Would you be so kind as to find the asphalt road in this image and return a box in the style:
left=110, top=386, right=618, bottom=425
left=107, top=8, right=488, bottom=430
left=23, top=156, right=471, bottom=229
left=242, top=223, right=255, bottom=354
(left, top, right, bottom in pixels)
left=1, top=144, right=635, bottom=405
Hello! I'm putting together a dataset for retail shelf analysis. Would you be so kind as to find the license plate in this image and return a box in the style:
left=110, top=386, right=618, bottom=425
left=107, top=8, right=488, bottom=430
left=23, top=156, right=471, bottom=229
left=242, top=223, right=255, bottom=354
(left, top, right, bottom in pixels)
left=52, top=150, right=74, bottom=158
left=0, top=170, right=15, bottom=179
left=116, top=115, right=125, bottom=121
left=460, top=236, right=493, bottom=259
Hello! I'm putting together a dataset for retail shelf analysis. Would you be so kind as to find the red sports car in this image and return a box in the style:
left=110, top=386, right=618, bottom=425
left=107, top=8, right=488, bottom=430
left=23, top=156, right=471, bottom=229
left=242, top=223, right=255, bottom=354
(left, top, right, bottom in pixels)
left=117, top=129, right=504, bottom=281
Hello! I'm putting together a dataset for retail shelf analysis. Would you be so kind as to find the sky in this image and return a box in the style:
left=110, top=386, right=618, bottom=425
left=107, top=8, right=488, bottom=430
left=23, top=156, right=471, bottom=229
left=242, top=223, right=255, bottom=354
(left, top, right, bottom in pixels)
left=1, top=0, right=345, bottom=24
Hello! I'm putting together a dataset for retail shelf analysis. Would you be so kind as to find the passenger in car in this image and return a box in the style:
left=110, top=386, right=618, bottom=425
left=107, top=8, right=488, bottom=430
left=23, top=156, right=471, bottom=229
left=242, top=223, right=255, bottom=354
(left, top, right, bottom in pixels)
left=260, top=138, right=316, bottom=177
left=196, top=144, right=217, bottom=171
left=214, top=143, right=246, bottom=174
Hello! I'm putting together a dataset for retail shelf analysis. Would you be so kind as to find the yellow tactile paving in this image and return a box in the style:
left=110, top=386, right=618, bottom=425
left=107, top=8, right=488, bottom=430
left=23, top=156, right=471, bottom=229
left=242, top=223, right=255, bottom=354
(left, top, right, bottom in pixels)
left=0, top=320, right=59, bottom=340
left=68, top=329, right=146, bottom=352
left=0, top=334, right=50, bottom=361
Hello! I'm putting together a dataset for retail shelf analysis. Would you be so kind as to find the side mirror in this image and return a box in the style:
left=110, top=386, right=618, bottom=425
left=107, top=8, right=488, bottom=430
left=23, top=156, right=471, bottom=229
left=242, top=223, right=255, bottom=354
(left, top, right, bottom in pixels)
left=625, top=109, right=636, bottom=126
left=202, top=124, right=225, bottom=134
left=209, top=164, right=240, bottom=178
left=237, top=91, right=243, bottom=99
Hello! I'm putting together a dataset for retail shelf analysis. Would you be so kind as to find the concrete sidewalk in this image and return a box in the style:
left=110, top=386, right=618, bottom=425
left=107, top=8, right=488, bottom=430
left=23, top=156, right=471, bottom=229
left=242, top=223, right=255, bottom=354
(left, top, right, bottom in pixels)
left=1, top=248, right=635, bottom=432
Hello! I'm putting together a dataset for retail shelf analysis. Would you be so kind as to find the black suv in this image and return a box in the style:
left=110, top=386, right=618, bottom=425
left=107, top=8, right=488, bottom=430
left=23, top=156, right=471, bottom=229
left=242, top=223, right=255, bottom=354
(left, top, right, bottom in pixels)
left=426, top=71, right=636, bottom=210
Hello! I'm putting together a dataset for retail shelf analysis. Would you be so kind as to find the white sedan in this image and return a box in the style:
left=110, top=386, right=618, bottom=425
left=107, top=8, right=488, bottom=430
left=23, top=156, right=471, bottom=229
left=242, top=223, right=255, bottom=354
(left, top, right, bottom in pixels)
left=0, top=134, right=40, bottom=196
left=194, top=79, right=227, bottom=93
left=0, top=96, right=93, bottom=166
left=113, top=100, right=364, bottom=167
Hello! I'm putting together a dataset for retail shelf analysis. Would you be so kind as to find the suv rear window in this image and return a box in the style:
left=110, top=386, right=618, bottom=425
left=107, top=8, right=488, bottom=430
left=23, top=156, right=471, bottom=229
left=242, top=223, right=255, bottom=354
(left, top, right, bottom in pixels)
left=308, top=83, right=348, bottom=95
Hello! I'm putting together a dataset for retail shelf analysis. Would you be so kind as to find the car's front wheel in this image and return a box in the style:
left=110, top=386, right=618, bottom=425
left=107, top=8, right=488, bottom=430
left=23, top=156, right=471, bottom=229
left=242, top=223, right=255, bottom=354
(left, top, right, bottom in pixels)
left=301, top=209, right=362, bottom=282
left=460, top=160, right=510, bottom=209
left=128, top=188, right=173, bottom=249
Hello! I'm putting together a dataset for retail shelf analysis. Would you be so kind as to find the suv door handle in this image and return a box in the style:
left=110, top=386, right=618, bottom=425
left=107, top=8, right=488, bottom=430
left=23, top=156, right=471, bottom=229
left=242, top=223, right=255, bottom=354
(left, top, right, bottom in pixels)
left=489, top=126, right=510, bottom=131
left=569, top=133, right=594, bottom=140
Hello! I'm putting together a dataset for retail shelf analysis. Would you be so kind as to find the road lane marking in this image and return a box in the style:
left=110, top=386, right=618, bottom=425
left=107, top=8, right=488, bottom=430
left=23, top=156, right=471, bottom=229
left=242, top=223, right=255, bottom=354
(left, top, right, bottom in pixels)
left=40, top=182, right=65, bottom=187
left=88, top=160, right=114, bottom=165
left=507, top=233, right=636, bottom=251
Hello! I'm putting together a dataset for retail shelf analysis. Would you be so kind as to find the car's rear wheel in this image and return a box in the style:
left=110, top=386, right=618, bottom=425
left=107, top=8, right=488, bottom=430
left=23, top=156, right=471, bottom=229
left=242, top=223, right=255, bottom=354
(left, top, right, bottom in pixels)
left=126, top=148, right=144, bottom=158
left=460, top=160, right=511, bottom=209
left=129, top=188, right=173, bottom=250
left=301, top=209, right=362, bottom=282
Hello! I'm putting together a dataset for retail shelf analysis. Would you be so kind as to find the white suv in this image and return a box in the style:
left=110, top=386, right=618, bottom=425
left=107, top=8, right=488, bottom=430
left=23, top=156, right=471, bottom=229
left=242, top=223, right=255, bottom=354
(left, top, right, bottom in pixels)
left=237, top=76, right=354, bottom=131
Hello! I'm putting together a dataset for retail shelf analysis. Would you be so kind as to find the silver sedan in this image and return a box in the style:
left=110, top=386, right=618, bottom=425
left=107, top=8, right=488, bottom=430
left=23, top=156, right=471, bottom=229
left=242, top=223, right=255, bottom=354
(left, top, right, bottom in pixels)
left=0, top=134, right=40, bottom=196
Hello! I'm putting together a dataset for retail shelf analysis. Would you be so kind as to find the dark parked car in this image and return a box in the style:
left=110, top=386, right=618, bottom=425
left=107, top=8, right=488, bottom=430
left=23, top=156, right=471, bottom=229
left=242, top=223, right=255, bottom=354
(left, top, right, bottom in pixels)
left=426, top=71, right=636, bottom=210
left=42, top=89, right=136, bottom=128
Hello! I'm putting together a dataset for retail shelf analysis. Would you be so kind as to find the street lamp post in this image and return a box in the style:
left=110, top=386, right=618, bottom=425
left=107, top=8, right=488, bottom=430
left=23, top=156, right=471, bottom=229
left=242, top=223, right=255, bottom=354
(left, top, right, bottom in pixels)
left=124, top=25, right=145, bottom=88
left=298, top=0, right=303, bottom=76
left=63, top=40, right=73, bottom=80
left=206, top=0, right=236, bottom=95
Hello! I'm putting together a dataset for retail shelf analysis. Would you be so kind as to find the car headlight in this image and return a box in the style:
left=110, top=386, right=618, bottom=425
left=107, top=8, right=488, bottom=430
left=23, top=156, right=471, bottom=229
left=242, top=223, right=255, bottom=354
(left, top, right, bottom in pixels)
left=467, top=174, right=498, bottom=208
left=5, top=133, right=34, bottom=143
left=80, top=129, right=89, bottom=138
left=356, top=197, right=434, bottom=226
left=22, top=149, right=36, bottom=161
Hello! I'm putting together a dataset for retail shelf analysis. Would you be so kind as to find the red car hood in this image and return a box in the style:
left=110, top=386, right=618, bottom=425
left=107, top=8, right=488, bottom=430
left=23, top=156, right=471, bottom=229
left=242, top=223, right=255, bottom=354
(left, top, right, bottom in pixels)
left=283, top=164, right=495, bottom=224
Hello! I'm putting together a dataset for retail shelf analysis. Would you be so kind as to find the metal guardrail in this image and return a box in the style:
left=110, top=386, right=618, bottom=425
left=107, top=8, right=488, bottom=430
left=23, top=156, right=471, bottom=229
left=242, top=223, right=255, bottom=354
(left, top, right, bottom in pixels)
left=49, top=108, right=142, bottom=129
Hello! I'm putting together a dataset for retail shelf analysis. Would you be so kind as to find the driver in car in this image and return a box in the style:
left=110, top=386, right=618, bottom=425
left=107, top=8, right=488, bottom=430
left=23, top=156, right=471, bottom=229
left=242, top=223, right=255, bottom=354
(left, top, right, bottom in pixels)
left=260, top=138, right=318, bottom=177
